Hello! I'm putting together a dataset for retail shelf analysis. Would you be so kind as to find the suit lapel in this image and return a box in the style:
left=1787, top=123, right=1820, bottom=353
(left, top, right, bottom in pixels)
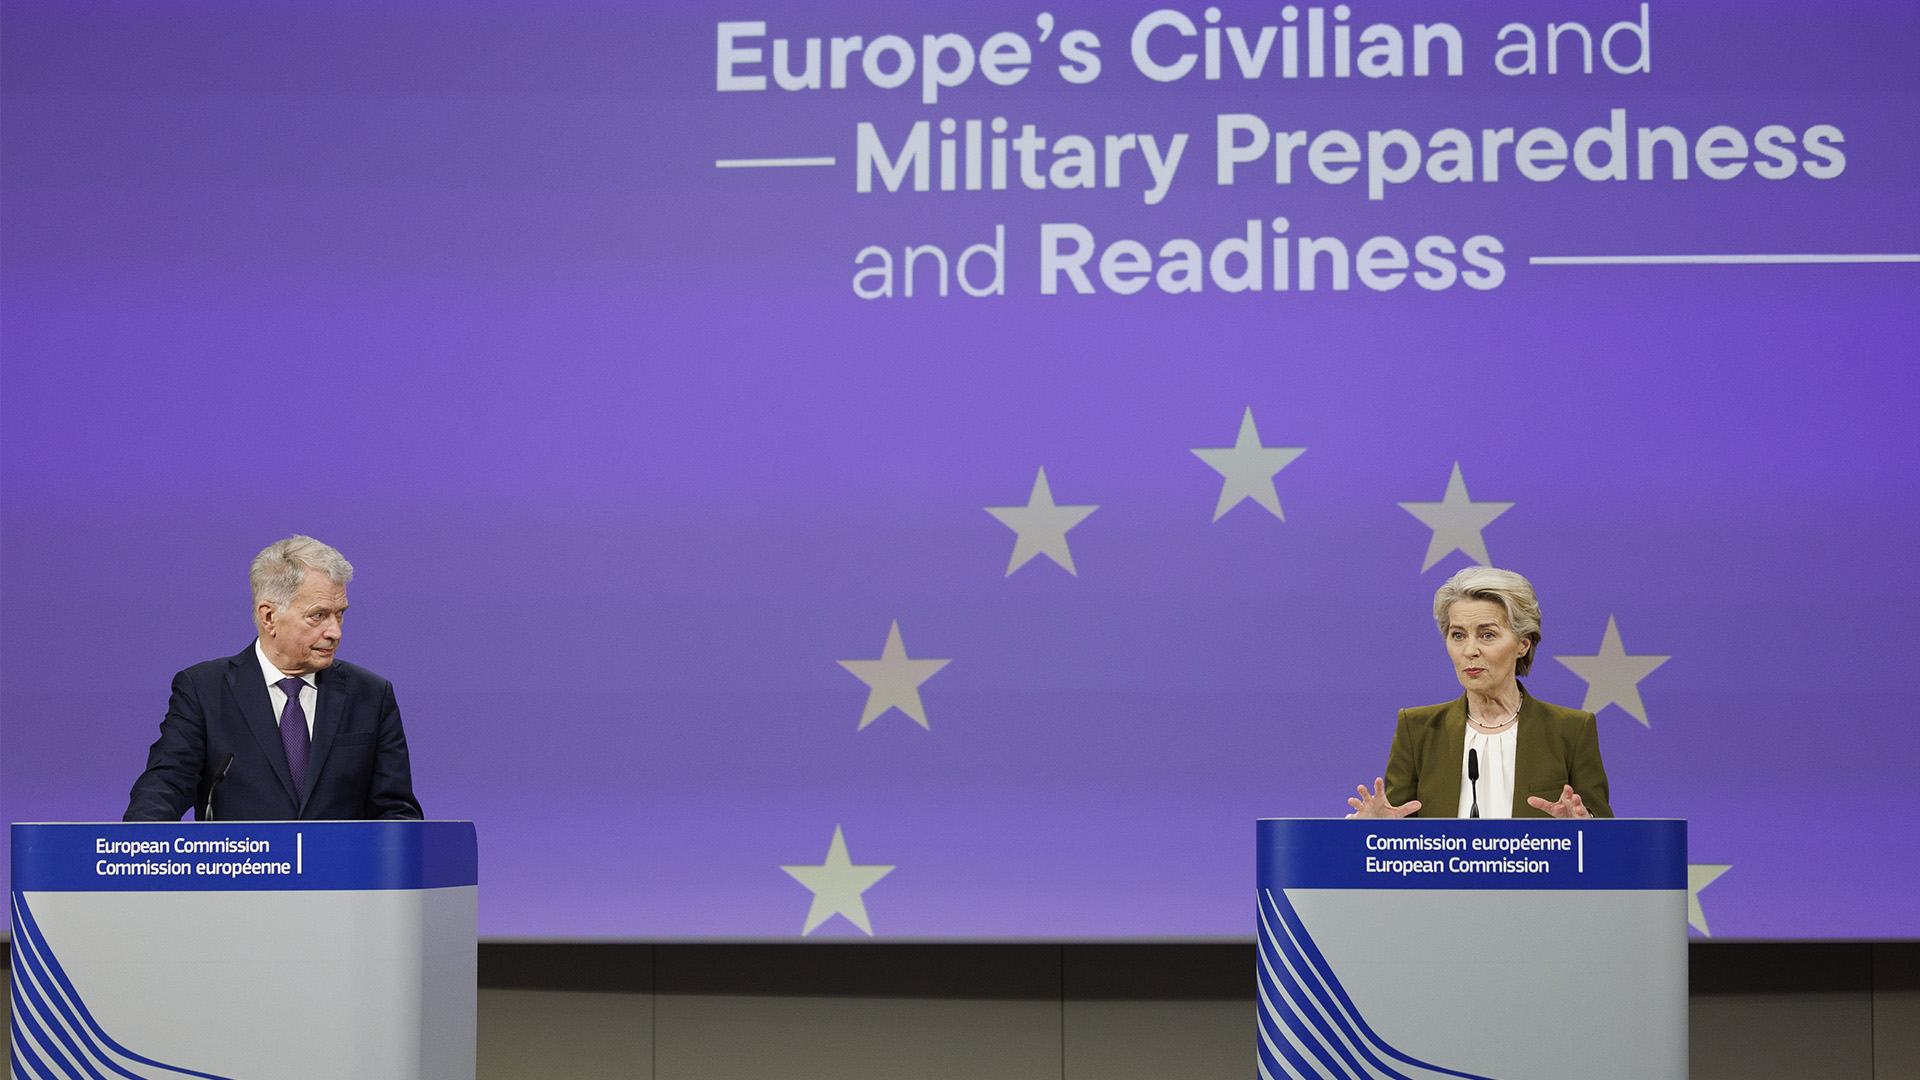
left=305, top=665, right=349, bottom=816
left=228, top=645, right=299, bottom=807
left=1429, top=696, right=1468, bottom=816
left=1510, top=684, right=1549, bottom=816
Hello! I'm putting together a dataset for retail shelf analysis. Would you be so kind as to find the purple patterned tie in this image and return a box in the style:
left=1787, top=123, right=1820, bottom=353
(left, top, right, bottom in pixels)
left=276, top=676, right=310, bottom=804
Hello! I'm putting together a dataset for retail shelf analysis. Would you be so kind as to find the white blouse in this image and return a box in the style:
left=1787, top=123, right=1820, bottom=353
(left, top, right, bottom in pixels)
left=1458, top=723, right=1519, bottom=818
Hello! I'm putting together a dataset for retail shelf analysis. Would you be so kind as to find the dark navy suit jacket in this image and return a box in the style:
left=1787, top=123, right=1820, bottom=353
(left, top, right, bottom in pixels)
left=124, top=644, right=422, bottom=821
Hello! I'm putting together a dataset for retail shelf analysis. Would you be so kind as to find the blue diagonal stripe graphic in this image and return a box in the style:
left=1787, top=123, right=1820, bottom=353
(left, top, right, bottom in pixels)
left=11, top=893, right=239, bottom=1080
left=1257, top=888, right=1503, bottom=1080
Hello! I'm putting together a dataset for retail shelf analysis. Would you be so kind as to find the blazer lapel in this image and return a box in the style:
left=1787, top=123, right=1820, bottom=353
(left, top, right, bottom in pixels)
left=1429, top=696, right=1468, bottom=816
left=1510, top=684, right=1549, bottom=816
left=303, top=664, right=349, bottom=817
left=228, top=645, right=299, bottom=807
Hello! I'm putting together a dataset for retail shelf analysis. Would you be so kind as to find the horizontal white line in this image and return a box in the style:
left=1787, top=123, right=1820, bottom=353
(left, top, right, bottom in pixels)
left=714, top=156, right=836, bottom=168
left=1530, top=253, right=1920, bottom=265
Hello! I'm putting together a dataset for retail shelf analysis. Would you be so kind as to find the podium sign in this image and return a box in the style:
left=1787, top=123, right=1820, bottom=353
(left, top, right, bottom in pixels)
left=11, top=820, right=478, bottom=1080
left=1256, top=818, right=1687, bottom=1080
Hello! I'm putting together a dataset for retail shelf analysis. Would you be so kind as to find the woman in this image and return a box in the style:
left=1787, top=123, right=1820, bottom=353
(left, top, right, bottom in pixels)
left=1348, top=566, right=1610, bottom=819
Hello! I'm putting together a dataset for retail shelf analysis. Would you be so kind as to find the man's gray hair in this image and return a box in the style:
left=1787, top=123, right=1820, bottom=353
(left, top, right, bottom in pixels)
left=251, top=536, right=354, bottom=610
left=1433, top=566, right=1543, bottom=676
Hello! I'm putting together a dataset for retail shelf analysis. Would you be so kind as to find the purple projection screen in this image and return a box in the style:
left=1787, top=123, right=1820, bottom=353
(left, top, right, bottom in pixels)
left=2, top=1, right=1916, bottom=939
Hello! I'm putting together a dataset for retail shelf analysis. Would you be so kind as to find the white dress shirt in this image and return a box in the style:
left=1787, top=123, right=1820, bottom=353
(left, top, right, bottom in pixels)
left=1458, top=723, right=1518, bottom=818
left=255, top=639, right=317, bottom=737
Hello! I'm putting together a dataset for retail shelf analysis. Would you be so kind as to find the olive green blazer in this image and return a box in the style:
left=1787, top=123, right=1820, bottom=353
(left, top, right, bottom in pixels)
left=1383, top=685, right=1613, bottom=818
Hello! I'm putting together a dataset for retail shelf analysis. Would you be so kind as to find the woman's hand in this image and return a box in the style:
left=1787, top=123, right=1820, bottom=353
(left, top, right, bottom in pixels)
left=1347, top=778, right=1422, bottom=819
left=1526, top=784, right=1595, bottom=819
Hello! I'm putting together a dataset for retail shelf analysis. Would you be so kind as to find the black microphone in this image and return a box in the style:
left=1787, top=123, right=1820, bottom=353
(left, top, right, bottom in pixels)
left=202, top=753, right=234, bottom=821
left=1467, top=748, right=1480, bottom=819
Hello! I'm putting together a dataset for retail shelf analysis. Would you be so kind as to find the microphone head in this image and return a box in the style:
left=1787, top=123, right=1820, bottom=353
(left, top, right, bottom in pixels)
left=1467, top=747, right=1479, bottom=782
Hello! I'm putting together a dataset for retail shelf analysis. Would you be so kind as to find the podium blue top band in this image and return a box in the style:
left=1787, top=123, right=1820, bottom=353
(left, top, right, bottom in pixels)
left=1257, top=818, right=1686, bottom=890
left=11, top=821, right=478, bottom=892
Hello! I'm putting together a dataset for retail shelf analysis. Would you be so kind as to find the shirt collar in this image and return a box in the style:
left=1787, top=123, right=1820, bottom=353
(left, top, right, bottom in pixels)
left=254, top=639, right=315, bottom=692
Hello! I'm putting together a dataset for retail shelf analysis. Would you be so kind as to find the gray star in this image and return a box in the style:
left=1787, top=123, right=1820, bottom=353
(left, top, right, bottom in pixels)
left=1191, top=408, right=1306, bottom=521
left=984, top=467, right=1098, bottom=576
left=837, top=621, right=950, bottom=730
left=1687, top=864, right=1731, bottom=935
left=781, top=825, right=896, bottom=935
left=1398, top=462, right=1513, bottom=571
left=1555, top=616, right=1671, bottom=727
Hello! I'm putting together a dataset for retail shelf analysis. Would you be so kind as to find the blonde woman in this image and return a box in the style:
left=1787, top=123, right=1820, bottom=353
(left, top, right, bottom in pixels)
left=1348, top=567, right=1611, bottom=820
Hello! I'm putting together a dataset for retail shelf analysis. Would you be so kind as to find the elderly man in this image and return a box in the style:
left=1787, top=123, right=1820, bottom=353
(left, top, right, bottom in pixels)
left=124, top=536, right=422, bottom=821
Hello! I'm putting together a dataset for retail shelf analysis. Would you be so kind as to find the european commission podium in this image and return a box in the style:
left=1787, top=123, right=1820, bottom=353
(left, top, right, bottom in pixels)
left=10, top=820, right=478, bottom=1080
left=1256, top=818, right=1687, bottom=1080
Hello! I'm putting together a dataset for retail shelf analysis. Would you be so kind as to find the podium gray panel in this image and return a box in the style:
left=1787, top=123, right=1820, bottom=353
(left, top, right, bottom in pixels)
left=1256, top=818, right=1687, bottom=1080
left=11, top=820, right=478, bottom=1080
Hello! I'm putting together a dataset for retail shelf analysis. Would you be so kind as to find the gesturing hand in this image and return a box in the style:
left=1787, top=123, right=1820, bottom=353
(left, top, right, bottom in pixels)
left=1526, top=784, right=1594, bottom=819
left=1346, top=778, right=1421, bottom=819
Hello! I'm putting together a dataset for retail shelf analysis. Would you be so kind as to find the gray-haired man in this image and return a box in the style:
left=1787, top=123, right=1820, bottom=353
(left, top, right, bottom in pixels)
left=124, top=536, right=422, bottom=821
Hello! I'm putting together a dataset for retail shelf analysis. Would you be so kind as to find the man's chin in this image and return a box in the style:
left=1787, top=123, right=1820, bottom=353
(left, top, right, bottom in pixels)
left=310, top=653, right=337, bottom=669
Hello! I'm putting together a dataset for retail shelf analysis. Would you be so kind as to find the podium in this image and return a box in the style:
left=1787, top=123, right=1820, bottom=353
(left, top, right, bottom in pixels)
left=1256, top=818, right=1687, bottom=1080
left=10, top=820, right=478, bottom=1080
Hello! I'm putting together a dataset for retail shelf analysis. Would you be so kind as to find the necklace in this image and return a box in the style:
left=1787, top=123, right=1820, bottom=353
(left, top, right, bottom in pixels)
left=1468, top=702, right=1520, bottom=732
